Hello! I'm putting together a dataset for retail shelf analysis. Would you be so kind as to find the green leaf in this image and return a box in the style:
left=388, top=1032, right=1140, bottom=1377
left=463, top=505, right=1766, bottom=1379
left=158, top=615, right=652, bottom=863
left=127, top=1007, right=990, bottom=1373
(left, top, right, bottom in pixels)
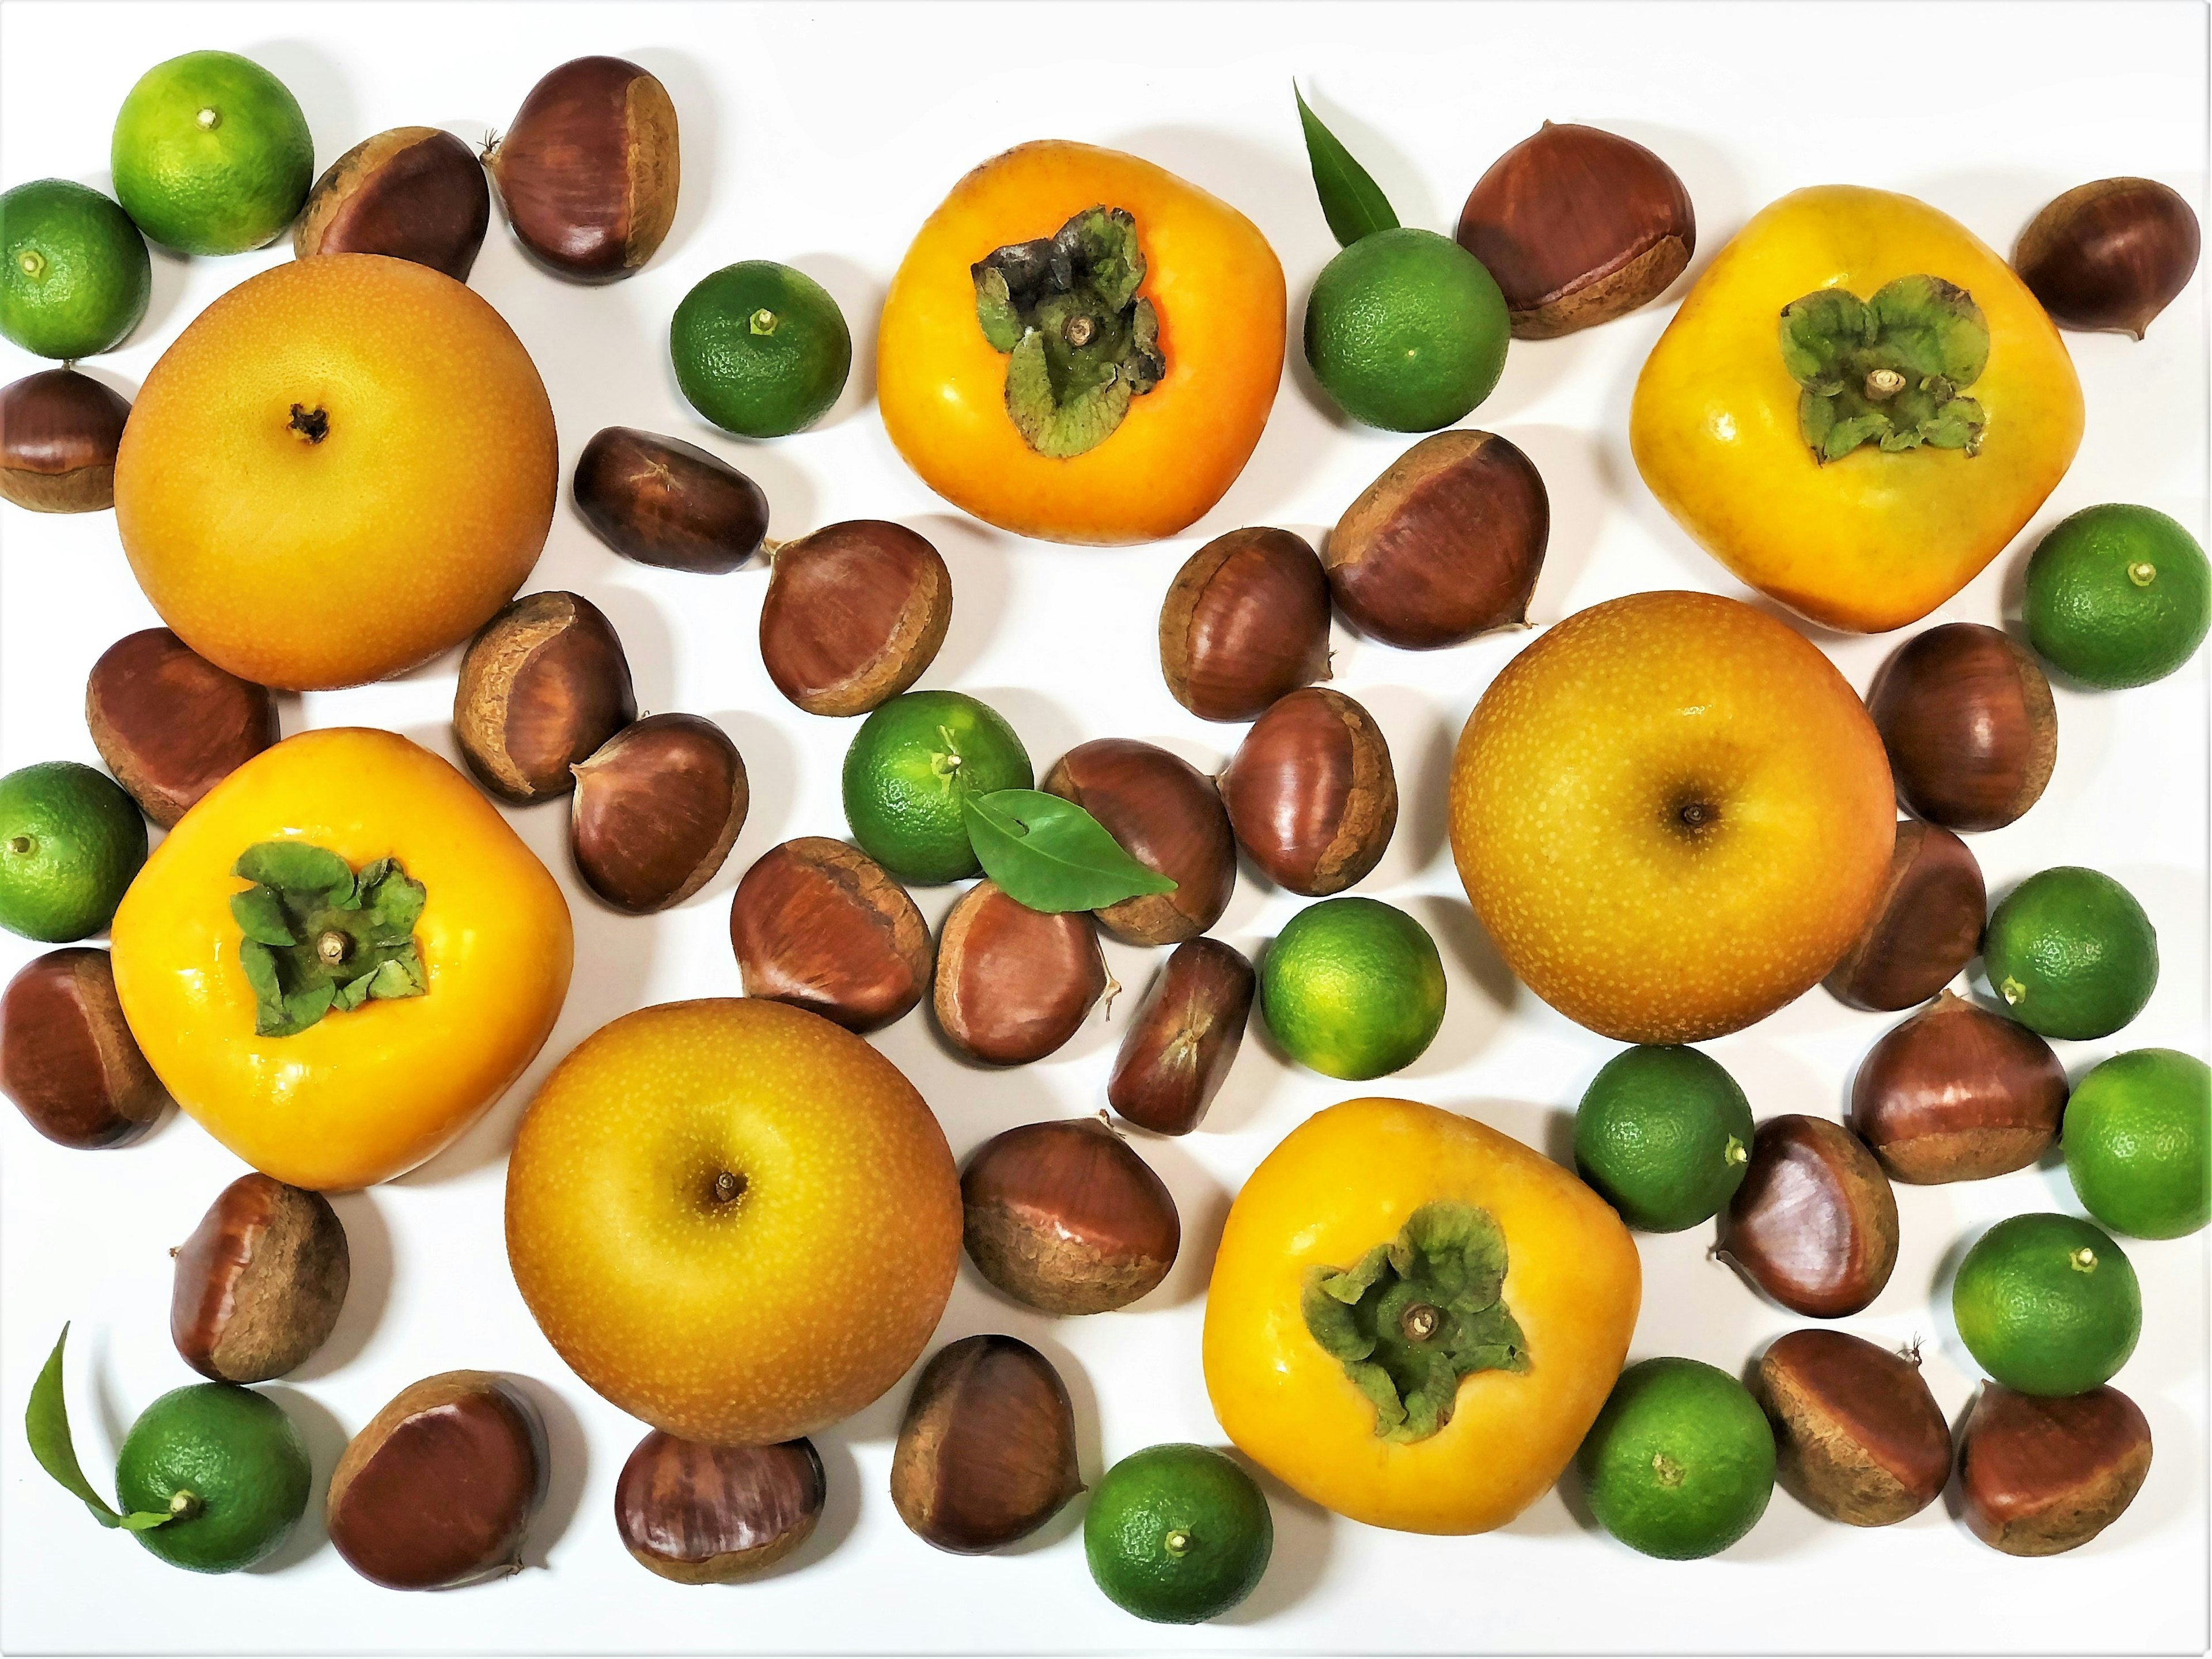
left=234, top=842, right=354, bottom=906
left=26, top=1327, right=175, bottom=1531
left=229, top=887, right=296, bottom=947
left=1294, top=84, right=1398, bottom=248
left=365, top=952, right=426, bottom=1001
left=963, top=789, right=1177, bottom=914
left=359, top=865, right=425, bottom=938
left=332, top=973, right=374, bottom=1012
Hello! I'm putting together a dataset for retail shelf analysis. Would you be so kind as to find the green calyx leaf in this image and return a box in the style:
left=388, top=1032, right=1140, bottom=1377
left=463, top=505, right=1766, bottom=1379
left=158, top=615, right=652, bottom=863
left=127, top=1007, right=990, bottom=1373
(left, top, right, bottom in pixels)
left=26, top=1326, right=177, bottom=1532
left=972, top=206, right=1165, bottom=459
left=1778, top=274, right=1990, bottom=463
left=1294, top=83, right=1399, bottom=248
left=229, top=841, right=428, bottom=1038
left=1301, top=1200, right=1529, bottom=1444
left=961, top=788, right=1177, bottom=914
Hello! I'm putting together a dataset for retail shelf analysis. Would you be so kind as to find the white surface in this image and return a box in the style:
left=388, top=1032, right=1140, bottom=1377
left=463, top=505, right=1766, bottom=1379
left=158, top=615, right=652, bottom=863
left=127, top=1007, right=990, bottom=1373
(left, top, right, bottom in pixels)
left=2, top=2, right=2206, bottom=1653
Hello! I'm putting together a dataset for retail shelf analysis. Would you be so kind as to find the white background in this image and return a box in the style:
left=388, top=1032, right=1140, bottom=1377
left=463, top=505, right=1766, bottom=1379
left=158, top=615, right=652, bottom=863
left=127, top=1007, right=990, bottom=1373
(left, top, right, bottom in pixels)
left=1, top=2, right=2205, bottom=1653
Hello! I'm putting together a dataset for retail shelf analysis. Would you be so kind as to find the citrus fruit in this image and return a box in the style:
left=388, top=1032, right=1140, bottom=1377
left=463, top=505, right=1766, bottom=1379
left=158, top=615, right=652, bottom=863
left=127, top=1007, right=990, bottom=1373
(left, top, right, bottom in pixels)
left=2063, top=1048, right=2211, bottom=1240
left=114, top=1383, right=311, bottom=1573
left=110, top=50, right=313, bottom=256
left=1983, top=866, right=2158, bottom=1040
left=1259, top=896, right=1445, bottom=1081
left=1953, top=1212, right=2141, bottom=1396
left=841, top=690, right=1032, bottom=885
left=671, top=260, right=851, bottom=438
left=1577, top=1355, right=1774, bottom=1560
left=1084, top=1443, right=1271, bottom=1624
left=1302, top=226, right=1509, bottom=432
left=0, top=762, right=146, bottom=942
left=1575, top=1046, right=1753, bottom=1232
left=2024, top=504, right=2210, bottom=688
left=0, top=180, right=150, bottom=359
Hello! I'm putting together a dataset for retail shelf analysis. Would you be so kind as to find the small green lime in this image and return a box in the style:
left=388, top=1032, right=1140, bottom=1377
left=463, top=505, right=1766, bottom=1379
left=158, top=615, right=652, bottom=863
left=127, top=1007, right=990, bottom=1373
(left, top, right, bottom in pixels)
left=111, top=51, right=313, bottom=256
left=1302, top=226, right=1509, bottom=433
left=1260, top=896, right=1446, bottom=1081
left=1578, top=1357, right=1774, bottom=1560
left=1084, top=1443, right=1271, bottom=1624
left=1983, top=866, right=2157, bottom=1040
left=2024, top=504, right=2210, bottom=688
left=0, top=180, right=151, bottom=359
left=671, top=261, right=851, bottom=438
left=1953, top=1212, right=2141, bottom=1396
left=114, top=1383, right=310, bottom=1573
left=2065, top=1048, right=2211, bottom=1240
left=841, top=690, right=1031, bottom=884
left=1575, top=1046, right=1754, bottom=1233
left=0, top=763, right=146, bottom=942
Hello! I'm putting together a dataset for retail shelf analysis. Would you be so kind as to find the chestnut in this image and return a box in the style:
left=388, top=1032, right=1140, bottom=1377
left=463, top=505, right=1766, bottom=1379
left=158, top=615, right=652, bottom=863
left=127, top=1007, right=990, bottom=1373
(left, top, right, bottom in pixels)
left=1217, top=687, right=1396, bottom=895
left=1823, top=820, right=1985, bottom=1012
left=1042, top=738, right=1236, bottom=946
left=760, top=521, right=952, bottom=716
left=1718, top=1115, right=1899, bottom=1318
left=933, top=881, right=1107, bottom=1066
left=1456, top=122, right=1696, bottom=339
left=86, top=627, right=279, bottom=828
left=2015, top=177, right=2200, bottom=339
left=961, top=1116, right=1180, bottom=1315
left=487, top=56, right=679, bottom=282
left=1107, top=937, right=1255, bottom=1135
left=616, top=1431, right=825, bottom=1583
left=1849, top=990, right=2067, bottom=1184
left=0, top=948, right=169, bottom=1149
left=171, top=1172, right=350, bottom=1383
left=1959, top=1382, right=2153, bottom=1556
left=573, top=426, right=769, bottom=574
left=729, top=836, right=932, bottom=1033
left=293, top=126, right=491, bottom=281
left=570, top=713, right=748, bottom=913
left=1758, top=1329, right=1951, bottom=1527
left=1158, top=527, right=1332, bottom=721
left=1866, top=623, right=2056, bottom=832
left=327, top=1371, right=550, bottom=1590
left=0, top=368, right=130, bottom=513
left=889, top=1335, right=1082, bottom=1554
left=453, top=590, right=637, bottom=804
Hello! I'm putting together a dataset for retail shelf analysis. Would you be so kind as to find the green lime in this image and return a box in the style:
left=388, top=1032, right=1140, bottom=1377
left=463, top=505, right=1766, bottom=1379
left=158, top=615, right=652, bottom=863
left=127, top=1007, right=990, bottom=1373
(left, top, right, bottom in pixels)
left=115, top=1383, right=310, bottom=1573
left=111, top=50, right=313, bottom=256
left=1259, top=897, right=1446, bottom=1081
left=2065, top=1048, right=2211, bottom=1240
left=841, top=690, right=1031, bottom=884
left=1301, top=226, right=1509, bottom=432
left=1084, top=1443, right=1271, bottom=1624
left=1983, top=866, right=2157, bottom=1040
left=1577, top=1356, right=1774, bottom=1560
left=671, top=260, right=852, bottom=438
left=0, top=180, right=151, bottom=359
left=2024, top=504, right=2210, bottom=688
left=1575, top=1046, right=1753, bottom=1233
left=1953, top=1212, right=2141, bottom=1396
left=0, top=763, right=146, bottom=942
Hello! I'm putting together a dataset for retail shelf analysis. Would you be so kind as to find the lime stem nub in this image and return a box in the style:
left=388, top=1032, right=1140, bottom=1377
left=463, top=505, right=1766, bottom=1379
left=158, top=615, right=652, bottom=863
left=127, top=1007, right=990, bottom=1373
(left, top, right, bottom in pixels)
left=1163, top=1528, right=1192, bottom=1558
left=2070, top=1246, right=2097, bottom=1272
left=749, top=308, right=779, bottom=336
left=2128, top=560, right=2158, bottom=588
left=196, top=107, right=220, bottom=130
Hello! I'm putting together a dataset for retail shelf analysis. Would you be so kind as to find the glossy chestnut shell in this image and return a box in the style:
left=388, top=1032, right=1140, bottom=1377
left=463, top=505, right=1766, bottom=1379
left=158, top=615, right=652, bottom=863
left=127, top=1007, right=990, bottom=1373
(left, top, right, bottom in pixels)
left=616, top=1432, right=825, bottom=1582
left=573, top=427, right=769, bottom=574
left=1107, top=937, right=1255, bottom=1135
left=961, top=1116, right=1180, bottom=1314
left=889, top=1335, right=1082, bottom=1554
left=294, top=126, right=491, bottom=281
left=1718, top=1115, right=1899, bottom=1318
left=759, top=521, right=952, bottom=717
left=1849, top=990, right=2067, bottom=1184
left=453, top=590, right=637, bottom=805
left=0, top=947, right=170, bottom=1149
left=1759, top=1328, right=1951, bottom=1526
left=0, top=368, right=131, bottom=513
left=171, top=1172, right=350, bottom=1382
left=1959, top=1382, right=2153, bottom=1556
left=1866, top=623, right=2056, bottom=832
left=932, top=881, right=1106, bottom=1066
left=1158, top=527, right=1332, bottom=721
left=1823, top=819, right=1985, bottom=1012
left=1217, top=687, right=1396, bottom=895
left=1042, top=738, right=1236, bottom=946
left=729, top=837, right=932, bottom=1033
left=86, top=627, right=279, bottom=828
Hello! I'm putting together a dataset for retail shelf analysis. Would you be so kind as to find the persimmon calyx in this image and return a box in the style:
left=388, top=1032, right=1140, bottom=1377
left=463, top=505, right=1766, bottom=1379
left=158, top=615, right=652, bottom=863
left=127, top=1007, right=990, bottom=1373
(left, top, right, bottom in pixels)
left=229, top=840, right=427, bottom=1037
left=1779, top=274, right=1989, bottom=463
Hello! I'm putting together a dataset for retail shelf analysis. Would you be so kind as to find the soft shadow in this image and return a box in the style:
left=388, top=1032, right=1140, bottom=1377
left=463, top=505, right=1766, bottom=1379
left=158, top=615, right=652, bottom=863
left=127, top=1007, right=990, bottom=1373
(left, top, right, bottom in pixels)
left=997, top=1330, right=1099, bottom=1555
left=291, top=1190, right=391, bottom=1380
left=1719, top=1474, right=1827, bottom=1562
left=963, top=686, right=1082, bottom=786
left=244, top=39, right=356, bottom=199
left=1940, top=1384, right=1983, bottom=1521
left=1354, top=683, right=1453, bottom=878
left=246, top=1385, right=345, bottom=1574
left=704, top=709, right=799, bottom=898
left=1511, top=423, right=1610, bottom=624
left=584, top=584, right=678, bottom=727
left=1927, top=1224, right=1987, bottom=1377
left=1399, top=892, right=1518, bottom=1077
left=507, top=1374, right=588, bottom=1568
left=1122, top=1132, right=1229, bottom=1310
left=910, top=513, right=1012, bottom=690
left=747, top=1431, right=860, bottom=1581
left=1592, top=122, right=1751, bottom=291
left=1187, top=987, right=1282, bottom=1137
left=1547, top=1450, right=1604, bottom=1535
left=786, top=253, right=884, bottom=429
left=625, top=49, right=714, bottom=267
left=1217, top=1461, right=1333, bottom=1624
left=1540, top=1105, right=1577, bottom=1169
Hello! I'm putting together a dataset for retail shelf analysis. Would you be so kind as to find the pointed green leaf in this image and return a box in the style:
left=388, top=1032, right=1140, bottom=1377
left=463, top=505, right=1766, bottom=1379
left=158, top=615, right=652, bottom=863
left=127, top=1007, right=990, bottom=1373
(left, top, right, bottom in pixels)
left=361, top=865, right=425, bottom=938
left=963, top=789, right=1177, bottom=913
left=234, top=842, right=354, bottom=904
left=26, top=1327, right=123, bottom=1527
left=366, top=952, right=427, bottom=1001
left=1294, top=84, right=1398, bottom=248
left=229, top=887, right=297, bottom=947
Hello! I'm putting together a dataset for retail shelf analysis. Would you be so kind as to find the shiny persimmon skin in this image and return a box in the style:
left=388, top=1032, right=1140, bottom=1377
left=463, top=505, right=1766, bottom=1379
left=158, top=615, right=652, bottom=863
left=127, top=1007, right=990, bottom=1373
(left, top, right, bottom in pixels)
left=877, top=141, right=1285, bottom=545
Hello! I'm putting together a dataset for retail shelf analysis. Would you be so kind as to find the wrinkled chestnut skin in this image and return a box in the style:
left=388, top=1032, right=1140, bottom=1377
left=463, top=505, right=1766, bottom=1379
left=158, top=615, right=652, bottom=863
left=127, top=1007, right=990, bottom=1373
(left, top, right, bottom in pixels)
left=2016, top=177, right=2200, bottom=339
left=1866, top=624, right=2056, bottom=832
left=573, top=427, right=769, bottom=574
left=454, top=591, right=637, bottom=804
left=1959, top=1383, right=2153, bottom=1556
left=729, top=837, right=931, bottom=1033
left=1158, top=528, right=1332, bottom=721
left=0, top=948, right=169, bottom=1149
left=0, top=369, right=130, bottom=513
left=1849, top=991, right=2067, bottom=1184
left=570, top=713, right=747, bottom=913
left=1824, top=820, right=1986, bottom=1012
left=760, top=522, right=952, bottom=717
left=1719, top=1115, right=1899, bottom=1318
left=616, top=1432, right=824, bottom=1583
left=1043, top=739, right=1235, bottom=946
left=1759, top=1329, right=1951, bottom=1526
left=1218, top=687, right=1396, bottom=896
left=961, top=1117, right=1180, bottom=1315
left=1108, top=937, right=1255, bottom=1135
left=294, top=127, right=491, bottom=281
left=890, top=1335, right=1083, bottom=1555
left=86, top=628, right=279, bottom=828
left=171, top=1172, right=350, bottom=1383
left=933, top=881, right=1106, bottom=1066
left=488, top=56, right=679, bottom=282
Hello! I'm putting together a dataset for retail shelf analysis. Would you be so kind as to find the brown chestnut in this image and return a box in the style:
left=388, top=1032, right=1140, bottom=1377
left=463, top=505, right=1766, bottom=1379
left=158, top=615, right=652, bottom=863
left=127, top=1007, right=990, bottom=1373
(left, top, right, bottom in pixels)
left=1043, top=738, right=1235, bottom=946
left=759, top=521, right=952, bottom=716
left=1456, top=122, right=1696, bottom=339
left=573, top=427, right=770, bottom=574
left=2015, top=177, right=2200, bottom=339
left=86, top=628, right=279, bottom=828
left=1849, top=990, right=2067, bottom=1184
left=327, top=1371, right=550, bottom=1589
left=1158, top=528, right=1332, bottom=721
left=1959, top=1382, right=2153, bottom=1556
left=1107, top=937, right=1255, bottom=1135
left=293, top=127, right=491, bottom=281
left=570, top=713, right=748, bottom=913
left=729, top=837, right=932, bottom=1033
left=1824, top=820, right=1986, bottom=1012
left=616, top=1431, right=824, bottom=1583
left=1866, top=623, right=2056, bottom=832
left=0, top=368, right=130, bottom=513
left=890, top=1335, right=1082, bottom=1554
left=171, top=1172, right=350, bottom=1383
left=487, top=56, right=679, bottom=282
left=961, top=1116, right=1180, bottom=1315
left=1758, top=1329, right=1951, bottom=1526
left=933, top=881, right=1107, bottom=1066
left=454, top=590, right=637, bottom=804
left=1217, top=686, right=1396, bottom=895
left=0, top=948, right=169, bottom=1149
left=1718, top=1115, right=1899, bottom=1318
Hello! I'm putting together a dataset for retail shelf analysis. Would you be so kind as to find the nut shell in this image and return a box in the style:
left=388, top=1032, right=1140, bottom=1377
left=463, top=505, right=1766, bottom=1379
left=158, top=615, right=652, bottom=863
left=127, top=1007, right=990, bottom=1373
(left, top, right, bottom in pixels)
left=1849, top=990, right=2067, bottom=1184
left=1866, top=623, right=2056, bottom=832
left=961, top=1116, right=1180, bottom=1314
left=616, top=1432, right=825, bottom=1583
left=759, top=521, right=952, bottom=716
left=293, top=127, right=491, bottom=281
left=171, top=1172, right=350, bottom=1382
left=890, top=1334, right=1082, bottom=1554
left=1759, top=1329, right=1951, bottom=1526
left=86, top=627, right=279, bottom=828
left=573, top=427, right=769, bottom=574
left=0, top=948, right=169, bottom=1149
left=1959, top=1382, right=2153, bottom=1556
left=570, top=713, right=748, bottom=913
left=933, top=881, right=1107, bottom=1066
left=454, top=591, right=637, bottom=804
left=1043, top=738, right=1236, bottom=945
left=1107, top=937, right=1255, bottom=1135
left=1718, top=1115, right=1899, bottom=1318
left=1158, top=528, right=1332, bottom=721
left=729, top=837, right=932, bottom=1033
left=0, top=368, right=130, bottom=513
left=1823, top=820, right=1986, bottom=1012
left=2015, top=177, right=2200, bottom=339
left=488, top=56, right=679, bottom=282
left=1218, top=686, right=1397, bottom=895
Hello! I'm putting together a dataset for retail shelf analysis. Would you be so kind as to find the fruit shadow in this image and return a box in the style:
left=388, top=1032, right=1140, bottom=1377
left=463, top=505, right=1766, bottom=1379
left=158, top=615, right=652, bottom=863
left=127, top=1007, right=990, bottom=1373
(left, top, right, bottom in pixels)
left=1353, top=684, right=1456, bottom=880
left=245, top=1384, right=346, bottom=1574
left=1510, top=1453, right=1600, bottom=1539
left=624, top=48, right=715, bottom=268
left=507, top=1373, right=589, bottom=1568
left=1116, top=1130, right=1229, bottom=1312
left=1397, top=892, right=1519, bottom=1078
left=785, top=253, right=885, bottom=432
left=1215, top=1460, right=1334, bottom=1624
left=699, top=709, right=800, bottom=905
left=1509, top=423, right=1612, bottom=625
left=290, top=1190, right=392, bottom=1381
left=749, top=1432, right=863, bottom=1581
left=243, top=37, right=359, bottom=202
left=1926, top=1224, right=1988, bottom=1381
left=579, top=586, right=679, bottom=737
left=907, top=513, right=1012, bottom=691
